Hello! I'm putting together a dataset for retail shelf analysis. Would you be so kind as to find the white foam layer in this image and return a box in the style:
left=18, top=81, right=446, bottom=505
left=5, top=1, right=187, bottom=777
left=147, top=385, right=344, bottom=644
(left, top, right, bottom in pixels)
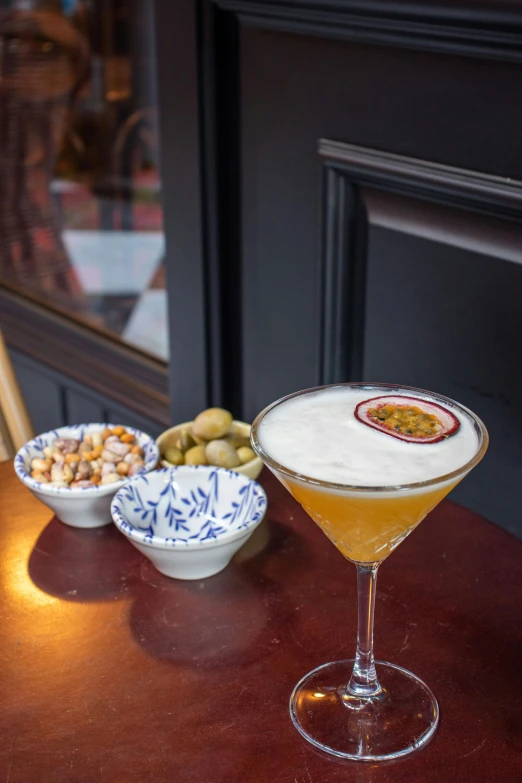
left=258, top=387, right=480, bottom=486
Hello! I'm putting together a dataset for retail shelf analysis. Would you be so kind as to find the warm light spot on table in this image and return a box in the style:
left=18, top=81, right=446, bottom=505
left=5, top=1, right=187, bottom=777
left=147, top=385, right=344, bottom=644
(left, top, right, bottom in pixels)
left=6, top=555, right=59, bottom=609
left=0, top=522, right=130, bottom=664
left=1, top=525, right=61, bottom=609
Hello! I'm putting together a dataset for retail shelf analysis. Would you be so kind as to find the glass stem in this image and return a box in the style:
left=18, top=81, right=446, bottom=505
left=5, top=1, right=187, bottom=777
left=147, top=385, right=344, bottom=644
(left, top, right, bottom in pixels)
left=348, top=564, right=381, bottom=697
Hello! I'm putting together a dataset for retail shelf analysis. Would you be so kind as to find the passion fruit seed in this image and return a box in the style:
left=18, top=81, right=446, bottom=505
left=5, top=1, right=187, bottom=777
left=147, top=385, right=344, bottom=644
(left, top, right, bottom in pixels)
left=369, top=404, right=443, bottom=439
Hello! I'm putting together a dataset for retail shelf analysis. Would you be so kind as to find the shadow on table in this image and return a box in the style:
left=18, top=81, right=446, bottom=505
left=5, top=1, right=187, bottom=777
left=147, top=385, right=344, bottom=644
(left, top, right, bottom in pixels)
left=128, top=517, right=313, bottom=669
left=28, top=516, right=142, bottom=602
left=27, top=513, right=316, bottom=670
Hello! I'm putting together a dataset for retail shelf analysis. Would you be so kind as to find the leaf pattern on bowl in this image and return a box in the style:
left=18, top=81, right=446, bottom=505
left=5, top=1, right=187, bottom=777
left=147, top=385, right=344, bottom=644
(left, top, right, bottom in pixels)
left=111, top=467, right=267, bottom=547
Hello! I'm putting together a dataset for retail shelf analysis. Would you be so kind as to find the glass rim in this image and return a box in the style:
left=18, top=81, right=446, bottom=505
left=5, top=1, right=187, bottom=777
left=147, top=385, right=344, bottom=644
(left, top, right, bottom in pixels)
left=250, top=383, right=489, bottom=493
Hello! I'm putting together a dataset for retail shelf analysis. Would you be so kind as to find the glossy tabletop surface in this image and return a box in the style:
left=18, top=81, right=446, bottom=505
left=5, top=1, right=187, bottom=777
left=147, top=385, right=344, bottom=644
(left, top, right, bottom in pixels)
left=0, top=460, right=521, bottom=782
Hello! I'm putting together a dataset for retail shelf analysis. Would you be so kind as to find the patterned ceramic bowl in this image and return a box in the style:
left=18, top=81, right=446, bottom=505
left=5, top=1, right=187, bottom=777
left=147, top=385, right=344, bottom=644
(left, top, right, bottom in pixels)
left=111, top=466, right=267, bottom=580
left=15, top=423, right=159, bottom=529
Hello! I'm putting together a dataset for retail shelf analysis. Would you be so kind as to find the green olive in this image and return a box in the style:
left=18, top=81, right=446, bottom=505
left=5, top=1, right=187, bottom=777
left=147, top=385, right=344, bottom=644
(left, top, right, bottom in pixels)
left=205, top=440, right=241, bottom=469
left=192, top=408, right=233, bottom=441
left=184, top=445, right=207, bottom=465
left=225, top=434, right=251, bottom=449
left=179, top=430, right=197, bottom=453
left=237, top=446, right=256, bottom=465
left=164, top=447, right=184, bottom=466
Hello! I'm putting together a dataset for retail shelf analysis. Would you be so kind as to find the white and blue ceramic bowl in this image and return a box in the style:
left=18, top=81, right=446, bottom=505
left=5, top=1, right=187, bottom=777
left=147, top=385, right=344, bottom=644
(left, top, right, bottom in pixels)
left=111, top=466, right=268, bottom=580
left=15, top=423, right=159, bottom=529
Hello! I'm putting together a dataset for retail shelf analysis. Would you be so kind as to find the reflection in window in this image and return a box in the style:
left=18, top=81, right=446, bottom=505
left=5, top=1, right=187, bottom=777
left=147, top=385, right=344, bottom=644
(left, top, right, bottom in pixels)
left=0, top=0, right=168, bottom=360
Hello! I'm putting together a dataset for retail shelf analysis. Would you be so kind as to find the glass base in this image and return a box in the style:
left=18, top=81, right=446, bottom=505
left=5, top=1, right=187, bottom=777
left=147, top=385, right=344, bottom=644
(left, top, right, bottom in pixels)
left=290, top=659, right=439, bottom=761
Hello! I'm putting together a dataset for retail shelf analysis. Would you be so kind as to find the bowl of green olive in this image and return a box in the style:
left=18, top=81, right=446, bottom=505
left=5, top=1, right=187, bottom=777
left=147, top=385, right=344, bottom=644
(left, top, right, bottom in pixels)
left=156, top=408, right=263, bottom=481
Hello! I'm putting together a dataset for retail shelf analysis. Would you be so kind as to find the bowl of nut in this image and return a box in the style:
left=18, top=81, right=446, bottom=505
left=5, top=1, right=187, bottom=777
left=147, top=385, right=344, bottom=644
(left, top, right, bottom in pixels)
left=156, top=408, right=263, bottom=481
left=14, top=424, right=159, bottom=529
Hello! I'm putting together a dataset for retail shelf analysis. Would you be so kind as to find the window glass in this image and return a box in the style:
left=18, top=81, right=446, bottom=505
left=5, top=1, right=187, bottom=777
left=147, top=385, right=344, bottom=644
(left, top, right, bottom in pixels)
left=0, top=0, right=168, bottom=360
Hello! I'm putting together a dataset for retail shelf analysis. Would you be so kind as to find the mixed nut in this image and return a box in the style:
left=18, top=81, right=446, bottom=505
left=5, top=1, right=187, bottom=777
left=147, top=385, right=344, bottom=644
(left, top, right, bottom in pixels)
left=29, top=426, right=146, bottom=488
left=162, top=408, right=256, bottom=469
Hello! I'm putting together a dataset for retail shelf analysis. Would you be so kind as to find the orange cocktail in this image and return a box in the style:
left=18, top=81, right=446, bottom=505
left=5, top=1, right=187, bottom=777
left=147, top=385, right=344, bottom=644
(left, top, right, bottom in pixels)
left=251, top=383, right=488, bottom=762
left=282, top=478, right=457, bottom=563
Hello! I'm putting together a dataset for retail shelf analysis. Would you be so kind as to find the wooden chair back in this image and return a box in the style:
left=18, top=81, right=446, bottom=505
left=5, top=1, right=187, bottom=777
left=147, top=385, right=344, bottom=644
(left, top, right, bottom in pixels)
left=0, top=331, right=33, bottom=460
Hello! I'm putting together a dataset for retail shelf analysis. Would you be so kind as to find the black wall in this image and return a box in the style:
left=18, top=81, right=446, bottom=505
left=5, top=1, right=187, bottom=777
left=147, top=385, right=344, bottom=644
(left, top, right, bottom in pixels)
left=238, top=26, right=522, bottom=417
left=159, top=0, right=522, bottom=536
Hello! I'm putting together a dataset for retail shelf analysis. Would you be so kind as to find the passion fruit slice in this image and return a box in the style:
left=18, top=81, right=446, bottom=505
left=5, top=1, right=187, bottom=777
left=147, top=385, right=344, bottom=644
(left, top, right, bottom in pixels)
left=354, top=395, right=460, bottom=444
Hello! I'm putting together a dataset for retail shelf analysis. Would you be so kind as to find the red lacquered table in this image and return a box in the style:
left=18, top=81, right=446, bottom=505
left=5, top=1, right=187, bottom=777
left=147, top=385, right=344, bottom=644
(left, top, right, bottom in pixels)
left=0, top=460, right=521, bottom=783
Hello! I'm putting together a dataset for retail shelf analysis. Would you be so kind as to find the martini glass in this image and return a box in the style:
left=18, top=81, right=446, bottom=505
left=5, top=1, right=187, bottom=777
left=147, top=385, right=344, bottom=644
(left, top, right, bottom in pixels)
left=251, top=383, right=488, bottom=761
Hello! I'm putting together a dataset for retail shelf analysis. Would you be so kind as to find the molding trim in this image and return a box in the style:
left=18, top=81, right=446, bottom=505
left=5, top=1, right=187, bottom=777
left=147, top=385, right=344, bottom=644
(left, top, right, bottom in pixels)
left=216, top=0, right=522, bottom=62
left=320, top=167, right=367, bottom=384
left=319, top=139, right=522, bottom=221
left=319, top=137, right=522, bottom=385
left=0, top=286, right=170, bottom=426
left=364, top=188, right=522, bottom=266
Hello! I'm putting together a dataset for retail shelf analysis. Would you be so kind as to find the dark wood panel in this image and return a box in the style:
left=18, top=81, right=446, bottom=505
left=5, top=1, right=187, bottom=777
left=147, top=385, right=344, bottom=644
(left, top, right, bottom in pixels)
left=217, top=0, right=522, bottom=62
left=319, top=140, right=522, bottom=388
left=0, top=286, right=170, bottom=426
left=10, top=350, right=165, bottom=438
left=211, top=5, right=244, bottom=415
left=321, top=169, right=367, bottom=383
left=364, top=186, right=522, bottom=263
left=11, top=354, right=64, bottom=435
left=319, top=140, right=522, bottom=220
left=239, top=25, right=522, bottom=420
left=106, top=404, right=163, bottom=439
left=65, top=390, right=106, bottom=427
left=154, top=0, right=211, bottom=420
